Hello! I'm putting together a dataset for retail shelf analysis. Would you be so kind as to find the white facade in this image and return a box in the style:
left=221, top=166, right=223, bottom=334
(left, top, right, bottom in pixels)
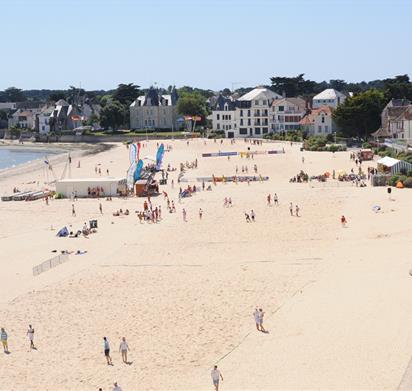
left=212, top=87, right=282, bottom=138
left=271, top=98, right=306, bottom=132
left=312, top=89, right=346, bottom=109
left=300, top=106, right=334, bottom=135
left=388, top=106, right=412, bottom=142
left=0, top=102, right=17, bottom=110
left=130, top=88, right=179, bottom=130
left=56, top=178, right=126, bottom=198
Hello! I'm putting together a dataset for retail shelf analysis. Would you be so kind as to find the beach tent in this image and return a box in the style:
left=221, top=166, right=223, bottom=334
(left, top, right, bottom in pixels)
left=376, top=156, right=412, bottom=174
left=56, top=227, right=69, bottom=237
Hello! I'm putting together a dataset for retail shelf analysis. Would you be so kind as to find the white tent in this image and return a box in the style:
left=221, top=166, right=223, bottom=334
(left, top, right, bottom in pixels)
left=377, top=156, right=412, bottom=174
left=56, top=177, right=126, bottom=198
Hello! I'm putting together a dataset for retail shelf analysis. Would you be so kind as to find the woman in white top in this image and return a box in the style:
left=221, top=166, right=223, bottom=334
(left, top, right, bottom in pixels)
left=119, top=337, right=130, bottom=364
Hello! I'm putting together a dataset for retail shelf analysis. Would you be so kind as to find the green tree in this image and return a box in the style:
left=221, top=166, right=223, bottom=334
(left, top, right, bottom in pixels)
left=177, top=92, right=208, bottom=118
left=333, top=89, right=386, bottom=139
left=270, top=74, right=320, bottom=97
left=49, top=91, right=66, bottom=102
left=383, top=74, right=412, bottom=101
left=100, top=101, right=126, bottom=130
left=112, top=83, right=140, bottom=106
left=4, top=87, right=26, bottom=102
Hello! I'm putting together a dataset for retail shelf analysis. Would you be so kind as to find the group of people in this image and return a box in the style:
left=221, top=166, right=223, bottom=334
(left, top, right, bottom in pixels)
left=290, top=170, right=309, bottom=183
left=244, top=210, right=256, bottom=222
left=266, top=193, right=279, bottom=206
left=1, top=325, right=35, bottom=354
left=103, top=336, right=131, bottom=366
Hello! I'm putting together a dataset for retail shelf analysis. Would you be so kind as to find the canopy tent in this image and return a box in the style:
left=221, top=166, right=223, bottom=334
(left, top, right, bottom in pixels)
left=377, top=156, right=412, bottom=174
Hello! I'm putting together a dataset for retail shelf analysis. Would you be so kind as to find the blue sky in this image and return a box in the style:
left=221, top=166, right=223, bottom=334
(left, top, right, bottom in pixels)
left=2, top=0, right=411, bottom=91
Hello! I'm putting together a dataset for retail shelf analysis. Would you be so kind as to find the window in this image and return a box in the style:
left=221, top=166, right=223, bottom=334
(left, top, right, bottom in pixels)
left=255, top=100, right=259, bottom=105
left=240, top=119, right=244, bottom=126
left=239, top=128, right=247, bottom=135
left=240, top=110, right=243, bottom=117
left=262, top=127, right=268, bottom=134
left=217, top=123, right=220, bottom=130
left=318, top=125, right=322, bottom=133
left=321, top=116, right=325, bottom=123
left=255, top=127, right=261, bottom=135
left=325, top=125, right=329, bottom=132
left=278, top=106, right=284, bottom=112
left=145, top=120, right=147, bottom=126
left=247, top=119, right=251, bottom=126
left=217, top=114, right=220, bottom=120
left=229, top=115, right=231, bottom=120
left=262, top=100, right=267, bottom=105
left=247, top=110, right=251, bottom=117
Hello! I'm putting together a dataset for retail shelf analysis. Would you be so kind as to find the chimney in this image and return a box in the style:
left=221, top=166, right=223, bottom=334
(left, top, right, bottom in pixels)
left=282, top=91, right=286, bottom=98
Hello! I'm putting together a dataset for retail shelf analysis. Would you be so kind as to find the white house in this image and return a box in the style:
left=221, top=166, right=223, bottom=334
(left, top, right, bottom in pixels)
left=299, top=106, right=335, bottom=135
left=271, top=97, right=307, bottom=132
left=312, top=89, right=346, bottom=109
left=130, top=87, right=179, bottom=130
left=8, top=109, right=39, bottom=129
left=212, top=87, right=282, bottom=138
left=36, top=106, right=54, bottom=134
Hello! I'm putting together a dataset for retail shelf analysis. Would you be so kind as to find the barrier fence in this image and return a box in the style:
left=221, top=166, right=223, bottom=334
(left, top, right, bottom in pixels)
left=32, top=254, right=69, bottom=276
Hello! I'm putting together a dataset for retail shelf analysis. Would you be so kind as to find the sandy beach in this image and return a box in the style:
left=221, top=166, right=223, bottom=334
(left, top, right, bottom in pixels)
left=0, top=138, right=412, bottom=390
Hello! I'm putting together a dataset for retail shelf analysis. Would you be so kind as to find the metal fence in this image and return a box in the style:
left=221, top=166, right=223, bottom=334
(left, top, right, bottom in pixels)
left=32, top=254, right=69, bottom=276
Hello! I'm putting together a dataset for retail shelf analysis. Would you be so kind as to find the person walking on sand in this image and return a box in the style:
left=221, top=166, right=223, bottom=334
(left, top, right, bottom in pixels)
left=274, top=193, right=278, bottom=205
left=211, top=365, right=223, bottom=391
left=1, top=328, right=8, bottom=353
left=103, top=337, right=113, bottom=365
left=302, top=156, right=305, bottom=164
left=99, top=203, right=103, bottom=214
left=199, top=208, right=203, bottom=220
left=341, top=215, right=347, bottom=227
left=289, top=202, right=293, bottom=216
left=119, top=337, right=130, bottom=364
left=251, top=210, right=255, bottom=222
left=72, top=204, right=76, bottom=217
left=112, top=382, right=122, bottom=391
left=258, top=308, right=266, bottom=332
left=253, top=308, right=261, bottom=331
left=27, top=325, right=35, bottom=349
left=182, top=208, right=187, bottom=222
left=267, top=194, right=271, bottom=206
left=295, top=204, right=300, bottom=217
left=245, top=212, right=251, bottom=223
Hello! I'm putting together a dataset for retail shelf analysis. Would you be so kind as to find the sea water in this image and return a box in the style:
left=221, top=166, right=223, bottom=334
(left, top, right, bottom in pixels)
left=0, top=147, right=59, bottom=170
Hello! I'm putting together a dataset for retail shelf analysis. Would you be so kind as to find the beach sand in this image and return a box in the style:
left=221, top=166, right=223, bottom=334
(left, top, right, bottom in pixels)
left=0, top=139, right=412, bottom=390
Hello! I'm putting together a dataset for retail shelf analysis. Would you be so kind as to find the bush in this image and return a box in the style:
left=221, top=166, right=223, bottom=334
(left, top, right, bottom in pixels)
left=403, top=177, right=412, bottom=188
left=388, top=175, right=399, bottom=186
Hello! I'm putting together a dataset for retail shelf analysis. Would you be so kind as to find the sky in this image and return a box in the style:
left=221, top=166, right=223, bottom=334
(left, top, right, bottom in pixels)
left=1, top=0, right=412, bottom=91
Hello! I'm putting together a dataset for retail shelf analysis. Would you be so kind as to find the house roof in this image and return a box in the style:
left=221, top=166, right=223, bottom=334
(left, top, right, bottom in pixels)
left=299, top=106, right=332, bottom=125
left=393, top=105, right=412, bottom=121
left=271, top=97, right=306, bottom=109
left=238, top=87, right=282, bottom=101
left=377, top=156, right=400, bottom=167
left=313, top=88, right=346, bottom=100
left=12, top=110, right=34, bottom=117
left=371, top=127, right=390, bottom=138
left=55, top=99, right=69, bottom=107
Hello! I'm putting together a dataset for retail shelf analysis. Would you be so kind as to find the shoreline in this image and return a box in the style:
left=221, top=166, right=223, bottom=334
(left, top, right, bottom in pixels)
left=0, top=142, right=115, bottom=181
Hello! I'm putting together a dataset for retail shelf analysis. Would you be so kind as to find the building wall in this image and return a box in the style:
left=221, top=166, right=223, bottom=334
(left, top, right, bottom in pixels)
left=130, top=105, right=177, bottom=129
left=313, top=96, right=346, bottom=109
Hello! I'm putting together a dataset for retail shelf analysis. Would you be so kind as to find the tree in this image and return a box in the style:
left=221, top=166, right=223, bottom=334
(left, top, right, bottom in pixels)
left=383, top=74, right=412, bottom=101
left=49, top=91, right=66, bottom=102
left=329, top=79, right=347, bottom=91
left=112, top=83, right=140, bottom=106
left=270, top=74, right=320, bottom=97
left=177, top=92, right=208, bottom=118
left=100, top=101, right=126, bottom=130
left=4, top=87, right=26, bottom=102
left=333, top=89, right=386, bottom=139
left=221, top=88, right=231, bottom=96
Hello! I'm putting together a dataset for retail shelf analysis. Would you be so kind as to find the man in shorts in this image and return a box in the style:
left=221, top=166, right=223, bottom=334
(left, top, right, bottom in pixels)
left=211, top=365, right=223, bottom=391
left=103, top=337, right=112, bottom=365
left=1, top=328, right=8, bottom=353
